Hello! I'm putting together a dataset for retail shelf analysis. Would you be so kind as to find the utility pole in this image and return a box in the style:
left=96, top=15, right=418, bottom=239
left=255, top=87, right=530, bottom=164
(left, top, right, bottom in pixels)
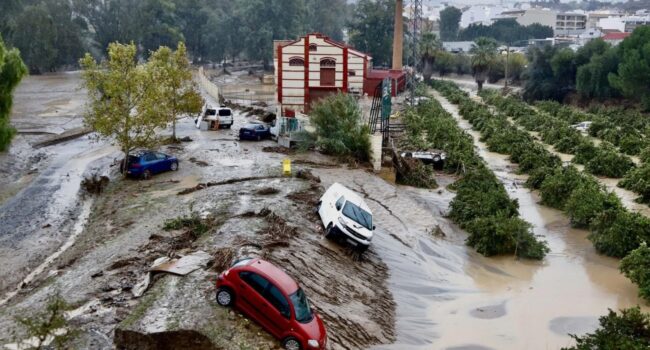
left=410, top=0, right=423, bottom=106
left=504, top=43, right=510, bottom=90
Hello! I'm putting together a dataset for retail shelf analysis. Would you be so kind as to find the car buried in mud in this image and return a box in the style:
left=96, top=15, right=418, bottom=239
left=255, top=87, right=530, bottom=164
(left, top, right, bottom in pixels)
left=400, top=150, right=446, bottom=170
left=317, top=183, right=375, bottom=252
left=216, top=258, right=327, bottom=350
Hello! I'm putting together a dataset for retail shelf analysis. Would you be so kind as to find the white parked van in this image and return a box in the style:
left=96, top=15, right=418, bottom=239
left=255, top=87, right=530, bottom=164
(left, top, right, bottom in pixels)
left=196, top=104, right=233, bottom=130
left=317, top=183, right=375, bottom=252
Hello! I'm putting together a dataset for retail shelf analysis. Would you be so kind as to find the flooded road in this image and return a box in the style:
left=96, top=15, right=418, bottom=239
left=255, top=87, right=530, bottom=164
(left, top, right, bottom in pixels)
left=2, top=72, right=648, bottom=350
left=0, top=72, right=120, bottom=295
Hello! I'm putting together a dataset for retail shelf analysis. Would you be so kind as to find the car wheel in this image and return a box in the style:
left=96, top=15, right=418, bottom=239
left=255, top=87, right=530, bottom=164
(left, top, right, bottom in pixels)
left=324, top=223, right=335, bottom=239
left=216, top=287, right=234, bottom=307
left=357, top=244, right=369, bottom=253
left=282, top=337, right=301, bottom=350
left=314, top=201, right=322, bottom=214
left=170, top=162, right=179, bottom=171
left=142, top=170, right=152, bottom=180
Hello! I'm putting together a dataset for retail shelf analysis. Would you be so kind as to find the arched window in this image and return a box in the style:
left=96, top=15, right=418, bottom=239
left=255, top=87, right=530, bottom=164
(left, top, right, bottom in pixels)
left=309, top=44, right=317, bottom=52
left=320, top=58, right=336, bottom=67
left=320, top=58, right=336, bottom=86
left=288, top=57, right=304, bottom=66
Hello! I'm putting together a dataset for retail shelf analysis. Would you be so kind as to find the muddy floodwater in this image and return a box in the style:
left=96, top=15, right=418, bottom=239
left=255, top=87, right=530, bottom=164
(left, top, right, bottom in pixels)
left=1, top=73, right=648, bottom=350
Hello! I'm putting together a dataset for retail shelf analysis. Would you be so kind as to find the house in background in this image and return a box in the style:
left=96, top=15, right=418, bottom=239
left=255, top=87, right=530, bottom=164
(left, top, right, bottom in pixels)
left=273, top=33, right=371, bottom=115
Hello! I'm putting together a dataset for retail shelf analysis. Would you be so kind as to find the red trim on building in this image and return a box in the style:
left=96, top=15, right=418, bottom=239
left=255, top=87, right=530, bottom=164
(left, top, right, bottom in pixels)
left=277, top=45, right=282, bottom=103
left=363, top=55, right=368, bottom=82
left=304, top=35, right=310, bottom=112
left=343, top=47, right=348, bottom=93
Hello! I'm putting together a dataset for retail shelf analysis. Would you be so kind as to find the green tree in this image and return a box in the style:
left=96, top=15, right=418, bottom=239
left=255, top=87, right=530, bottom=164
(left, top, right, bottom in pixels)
left=348, top=0, right=395, bottom=67
left=434, top=50, right=455, bottom=77
left=609, top=26, right=650, bottom=109
left=523, top=45, right=566, bottom=101
left=458, top=19, right=553, bottom=43
left=148, top=42, right=203, bottom=140
left=11, top=4, right=58, bottom=73
left=0, top=34, right=28, bottom=152
left=310, top=93, right=371, bottom=162
left=621, top=243, right=650, bottom=302
left=562, top=307, right=650, bottom=350
left=139, top=0, right=184, bottom=56
left=80, top=42, right=167, bottom=176
left=577, top=48, right=620, bottom=100
left=439, top=6, right=461, bottom=41
left=551, top=48, right=577, bottom=96
left=470, top=37, right=497, bottom=91
left=419, top=31, right=441, bottom=82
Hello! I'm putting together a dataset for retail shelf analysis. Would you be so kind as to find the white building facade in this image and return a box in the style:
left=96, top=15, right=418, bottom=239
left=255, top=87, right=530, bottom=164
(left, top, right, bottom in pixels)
left=273, top=33, right=371, bottom=114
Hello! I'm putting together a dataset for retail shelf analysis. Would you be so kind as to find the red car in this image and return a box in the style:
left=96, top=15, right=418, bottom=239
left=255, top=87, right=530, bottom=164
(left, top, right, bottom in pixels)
left=215, top=258, right=327, bottom=350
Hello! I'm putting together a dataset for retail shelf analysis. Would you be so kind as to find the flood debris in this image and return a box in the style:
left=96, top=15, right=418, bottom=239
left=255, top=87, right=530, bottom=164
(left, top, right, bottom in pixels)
left=114, top=329, right=218, bottom=350
left=177, top=175, right=282, bottom=195
left=255, top=187, right=280, bottom=195
left=188, top=157, right=209, bottom=167
left=262, top=146, right=294, bottom=154
left=210, top=247, right=235, bottom=273
left=81, top=174, right=110, bottom=195
left=133, top=251, right=211, bottom=297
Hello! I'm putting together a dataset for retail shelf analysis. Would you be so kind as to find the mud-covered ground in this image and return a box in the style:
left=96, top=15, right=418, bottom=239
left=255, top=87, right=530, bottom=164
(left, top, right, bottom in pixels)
left=0, top=77, right=395, bottom=350
left=3, top=73, right=650, bottom=350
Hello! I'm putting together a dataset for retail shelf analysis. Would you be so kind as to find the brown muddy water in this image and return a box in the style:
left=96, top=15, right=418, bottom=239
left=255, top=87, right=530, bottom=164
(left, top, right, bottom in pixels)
left=2, top=73, right=648, bottom=350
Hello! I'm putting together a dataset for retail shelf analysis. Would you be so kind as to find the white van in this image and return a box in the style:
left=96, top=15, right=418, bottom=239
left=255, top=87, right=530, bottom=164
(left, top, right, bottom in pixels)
left=196, top=104, right=233, bottom=130
left=317, top=183, right=375, bottom=252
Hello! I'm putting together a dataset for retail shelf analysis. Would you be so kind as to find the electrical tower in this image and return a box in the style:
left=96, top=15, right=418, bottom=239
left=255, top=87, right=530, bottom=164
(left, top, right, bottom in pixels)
left=409, top=0, right=423, bottom=106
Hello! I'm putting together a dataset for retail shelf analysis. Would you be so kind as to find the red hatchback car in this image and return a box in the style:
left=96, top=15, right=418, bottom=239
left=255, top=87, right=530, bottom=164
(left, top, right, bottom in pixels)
left=215, top=258, right=327, bottom=350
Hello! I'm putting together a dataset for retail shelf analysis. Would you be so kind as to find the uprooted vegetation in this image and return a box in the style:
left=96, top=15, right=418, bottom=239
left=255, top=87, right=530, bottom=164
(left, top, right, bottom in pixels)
left=401, top=91, right=548, bottom=259
left=13, top=294, right=77, bottom=350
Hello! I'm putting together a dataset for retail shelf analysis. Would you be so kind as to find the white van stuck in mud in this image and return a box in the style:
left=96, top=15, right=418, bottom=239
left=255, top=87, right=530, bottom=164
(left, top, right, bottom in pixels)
left=317, top=183, right=375, bottom=252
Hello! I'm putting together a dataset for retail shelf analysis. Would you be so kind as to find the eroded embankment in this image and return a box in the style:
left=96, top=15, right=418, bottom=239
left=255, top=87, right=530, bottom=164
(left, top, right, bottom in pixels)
left=0, top=109, right=395, bottom=350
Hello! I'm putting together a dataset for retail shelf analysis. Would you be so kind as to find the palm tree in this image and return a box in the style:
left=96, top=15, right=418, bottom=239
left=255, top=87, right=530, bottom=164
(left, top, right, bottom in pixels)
left=470, top=37, right=497, bottom=91
left=419, top=31, right=441, bottom=83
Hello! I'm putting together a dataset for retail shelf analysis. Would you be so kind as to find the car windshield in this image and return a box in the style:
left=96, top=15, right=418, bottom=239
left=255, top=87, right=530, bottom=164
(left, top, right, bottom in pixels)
left=289, top=288, right=313, bottom=323
left=218, top=109, right=231, bottom=117
left=342, top=202, right=373, bottom=230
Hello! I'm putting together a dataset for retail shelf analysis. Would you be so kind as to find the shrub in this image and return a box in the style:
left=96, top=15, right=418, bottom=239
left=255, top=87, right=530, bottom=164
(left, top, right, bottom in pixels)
left=619, top=163, right=650, bottom=203
left=310, top=93, right=371, bottom=162
left=525, top=166, right=553, bottom=189
left=589, top=209, right=650, bottom=258
left=640, top=146, right=650, bottom=164
left=619, top=133, right=645, bottom=155
left=585, top=143, right=635, bottom=178
left=620, top=243, right=650, bottom=302
left=397, top=161, right=438, bottom=189
left=573, top=141, right=599, bottom=165
left=465, top=215, right=549, bottom=259
left=565, top=182, right=621, bottom=228
left=539, top=166, right=586, bottom=209
left=561, top=307, right=650, bottom=350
